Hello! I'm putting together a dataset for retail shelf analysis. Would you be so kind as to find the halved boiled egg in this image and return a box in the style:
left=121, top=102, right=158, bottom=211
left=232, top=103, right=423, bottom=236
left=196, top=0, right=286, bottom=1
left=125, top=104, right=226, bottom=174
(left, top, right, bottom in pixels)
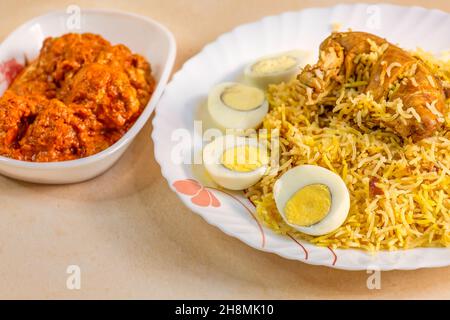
left=203, top=135, right=269, bottom=190
left=207, top=82, right=268, bottom=130
left=244, top=50, right=314, bottom=89
left=273, top=165, right=350, bottom=236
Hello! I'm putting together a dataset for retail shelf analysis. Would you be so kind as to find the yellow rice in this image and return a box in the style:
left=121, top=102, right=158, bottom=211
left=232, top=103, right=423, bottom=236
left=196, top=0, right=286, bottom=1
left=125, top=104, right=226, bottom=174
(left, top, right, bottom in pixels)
left=246, top=50, right=450, bottom=252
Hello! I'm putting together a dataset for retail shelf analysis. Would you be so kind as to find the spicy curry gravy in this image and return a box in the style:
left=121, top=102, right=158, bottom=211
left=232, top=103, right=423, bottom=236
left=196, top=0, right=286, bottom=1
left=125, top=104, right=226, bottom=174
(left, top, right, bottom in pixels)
left=0, top=33, right=155, bottom=162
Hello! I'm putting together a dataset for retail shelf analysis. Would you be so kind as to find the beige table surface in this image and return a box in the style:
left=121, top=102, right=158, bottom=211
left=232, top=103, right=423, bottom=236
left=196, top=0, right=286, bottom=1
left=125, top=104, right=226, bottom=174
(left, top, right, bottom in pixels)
left=0, top=0, right=449, bottom=300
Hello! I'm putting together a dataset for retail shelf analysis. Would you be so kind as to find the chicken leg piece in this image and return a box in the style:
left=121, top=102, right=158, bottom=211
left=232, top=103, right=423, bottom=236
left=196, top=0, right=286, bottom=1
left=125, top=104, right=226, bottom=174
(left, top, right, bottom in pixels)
left=297, top=32, right=447, bottom=141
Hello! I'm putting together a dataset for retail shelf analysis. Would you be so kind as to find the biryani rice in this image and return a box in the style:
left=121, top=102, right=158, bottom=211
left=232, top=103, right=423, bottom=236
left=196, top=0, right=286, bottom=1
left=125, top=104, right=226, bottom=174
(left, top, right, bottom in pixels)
left=246, top=50, right=450, bottom=251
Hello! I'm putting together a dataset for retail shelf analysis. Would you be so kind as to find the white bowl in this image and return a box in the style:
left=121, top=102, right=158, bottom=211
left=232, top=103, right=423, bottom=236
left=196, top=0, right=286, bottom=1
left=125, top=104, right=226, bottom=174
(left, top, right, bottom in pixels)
left=0, top=9, right=176, bottom=184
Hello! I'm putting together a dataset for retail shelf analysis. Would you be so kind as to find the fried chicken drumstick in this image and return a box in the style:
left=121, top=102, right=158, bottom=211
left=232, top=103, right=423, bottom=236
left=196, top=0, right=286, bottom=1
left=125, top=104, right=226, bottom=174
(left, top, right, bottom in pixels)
left=297, top=31, right=448, bottom=141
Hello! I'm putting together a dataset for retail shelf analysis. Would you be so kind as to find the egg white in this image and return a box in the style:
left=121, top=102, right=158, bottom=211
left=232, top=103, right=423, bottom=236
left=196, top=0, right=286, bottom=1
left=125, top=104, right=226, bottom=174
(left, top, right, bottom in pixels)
left=244, top=50, right=315, bottom=89
left=273, top=165, right=350, bottom=236
left=207, top=82, right=269, bottom=131
left=203, top=135, right=268, bottom=190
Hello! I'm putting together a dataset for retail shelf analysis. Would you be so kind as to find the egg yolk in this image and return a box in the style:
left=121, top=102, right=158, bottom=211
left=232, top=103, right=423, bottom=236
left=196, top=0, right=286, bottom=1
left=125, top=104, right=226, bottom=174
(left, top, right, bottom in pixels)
left=251, top=55, right=298, bottom=75
left=221, top=84, right=265, bottom=111
left=221, top=145, right=267, bottom=172
left=284, top=184, right=331, bottom=227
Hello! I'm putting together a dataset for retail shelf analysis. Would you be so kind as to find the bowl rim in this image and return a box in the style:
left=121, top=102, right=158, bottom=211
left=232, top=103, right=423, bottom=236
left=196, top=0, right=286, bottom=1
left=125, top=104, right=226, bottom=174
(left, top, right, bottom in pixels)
left=0, top=8, right=176, bottom=169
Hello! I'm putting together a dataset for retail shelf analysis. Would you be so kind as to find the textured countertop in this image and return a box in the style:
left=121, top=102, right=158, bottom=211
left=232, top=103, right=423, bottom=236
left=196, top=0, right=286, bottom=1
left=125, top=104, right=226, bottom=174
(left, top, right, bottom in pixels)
left=0, top=0, right=449, bottom=299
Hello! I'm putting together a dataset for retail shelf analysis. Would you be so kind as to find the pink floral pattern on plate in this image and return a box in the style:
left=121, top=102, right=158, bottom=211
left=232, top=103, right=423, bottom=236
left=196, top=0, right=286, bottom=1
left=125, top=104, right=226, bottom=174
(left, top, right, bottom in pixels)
left=173, top=179, right=220, bottom=207
left=172, top=179, right=340, bottom=264
left=173, top=179, right=267, bottom=248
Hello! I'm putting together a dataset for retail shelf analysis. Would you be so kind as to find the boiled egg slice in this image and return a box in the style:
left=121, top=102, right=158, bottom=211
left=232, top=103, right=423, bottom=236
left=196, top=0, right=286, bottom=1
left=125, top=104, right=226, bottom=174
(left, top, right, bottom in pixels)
left=203, top=135, right=269, bottom=190
left=207, top=82, right=269, bottom=130
left=273, top=165, right=350, bottom=236
left=244, top=50, right=314, bottom=89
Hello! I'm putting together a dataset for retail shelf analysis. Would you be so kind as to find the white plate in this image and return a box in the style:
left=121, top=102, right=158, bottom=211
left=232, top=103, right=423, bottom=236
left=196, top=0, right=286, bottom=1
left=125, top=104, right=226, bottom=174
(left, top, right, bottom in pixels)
left=152, top=3, right=450, bottom=270
left=0, top=9, right=176, bottom=183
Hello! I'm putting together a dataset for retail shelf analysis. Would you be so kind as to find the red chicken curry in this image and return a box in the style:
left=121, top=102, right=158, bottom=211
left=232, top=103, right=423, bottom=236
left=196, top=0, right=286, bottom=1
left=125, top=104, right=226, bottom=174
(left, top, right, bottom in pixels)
left=0, top=33, right=155, bottom=162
